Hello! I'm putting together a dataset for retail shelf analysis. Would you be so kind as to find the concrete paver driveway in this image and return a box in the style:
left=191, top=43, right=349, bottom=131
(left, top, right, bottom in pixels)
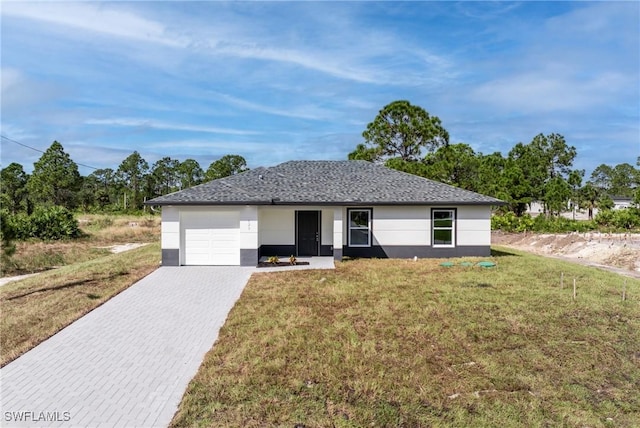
left=1, top=266, right=254, bottom=428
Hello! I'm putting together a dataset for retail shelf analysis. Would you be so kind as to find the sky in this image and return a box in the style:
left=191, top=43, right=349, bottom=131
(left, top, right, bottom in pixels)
left=1, top=1, right=639, bottom=178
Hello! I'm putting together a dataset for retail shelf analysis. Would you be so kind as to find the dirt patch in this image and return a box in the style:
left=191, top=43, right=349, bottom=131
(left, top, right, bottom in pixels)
left=98, top=243, right=150, bottom=254
left=493, top=231, right=640, bottom=278
left=0, top=273, right=41, bottom=287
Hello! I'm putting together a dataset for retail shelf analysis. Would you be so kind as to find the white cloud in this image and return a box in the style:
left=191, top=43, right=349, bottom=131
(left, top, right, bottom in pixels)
left=455, top=2, right=523, bottom=20
left=85, top=118, right=261, bottom=136
left=211, top=42, right=382, bottom=84
left=0, top=123, right=37, bottom=142
left=2, top=2, right=454, bottom=87
left=471, top=71, right=631, bottom=113
left=211, top=92, right=335, bottom=121
left=1, top=2, right=186, bottom=47
left=1, top=68, right=22, bottom=93
left=147, top=139, right=267, bottom=151
left=1, top=68, right=66, bottom=112
left=468, top=2, right=638, bottom=115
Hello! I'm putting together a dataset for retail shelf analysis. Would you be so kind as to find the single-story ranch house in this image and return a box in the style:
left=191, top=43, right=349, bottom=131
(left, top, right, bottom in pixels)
left=146, top=160, right=504, bottom=266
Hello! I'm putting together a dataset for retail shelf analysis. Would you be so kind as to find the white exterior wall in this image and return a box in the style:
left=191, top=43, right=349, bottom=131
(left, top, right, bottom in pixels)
left=320, top=209, right=333, bottom=246
left=258, top=206, right=334, bottom=246
left=339, top=205, right=491, bottom=247
left=370, top=206, right=429, bottom=246
left=240, top=206, right=258, bottom=251
left=333, top=208, right=343, bottom=251
left=258, top=207, right=295, bottom=245
left=161, top=206, right=180, bottom=250
left=456, top=205, right=491, bottom=246
left=613, top=199, right=632, bottom=210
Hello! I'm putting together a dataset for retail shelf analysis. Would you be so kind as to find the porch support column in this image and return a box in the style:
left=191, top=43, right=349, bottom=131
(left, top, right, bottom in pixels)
left=240, top=206, right=258, bottom=266
left=333, top=207, right=343, bottom=261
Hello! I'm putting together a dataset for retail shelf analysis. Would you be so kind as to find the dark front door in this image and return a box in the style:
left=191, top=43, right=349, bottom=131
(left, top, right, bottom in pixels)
left=296, top=211, right=319, bottom=256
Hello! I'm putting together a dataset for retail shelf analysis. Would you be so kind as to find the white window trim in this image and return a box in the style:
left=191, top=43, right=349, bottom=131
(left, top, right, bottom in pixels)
left=432, top=209, right=456, bottom=248
left=348, top=208, right=372, bottom=247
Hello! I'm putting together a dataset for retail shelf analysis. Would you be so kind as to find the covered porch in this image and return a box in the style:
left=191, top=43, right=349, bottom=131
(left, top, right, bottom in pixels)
left=253, top=206, right=343, bottom=263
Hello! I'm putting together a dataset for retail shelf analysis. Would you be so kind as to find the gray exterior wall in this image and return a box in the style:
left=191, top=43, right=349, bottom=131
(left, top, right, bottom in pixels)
left=240, top=249, right=258, bottom=266
left=162, top=249, right=180, bottom=266
left=342, top=245, right=491, bottom=259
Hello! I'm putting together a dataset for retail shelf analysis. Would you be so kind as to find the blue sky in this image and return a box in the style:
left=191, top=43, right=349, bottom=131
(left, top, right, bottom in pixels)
left=1, top=1, right=639, bottom=178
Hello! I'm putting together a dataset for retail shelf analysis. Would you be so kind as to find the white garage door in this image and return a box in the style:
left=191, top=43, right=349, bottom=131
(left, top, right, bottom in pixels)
left=181, top=211, right=240, bottom=265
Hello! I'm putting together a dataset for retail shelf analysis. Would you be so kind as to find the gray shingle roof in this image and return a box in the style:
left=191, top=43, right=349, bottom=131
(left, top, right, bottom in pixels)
left=147, top=160, right=505, bottom=206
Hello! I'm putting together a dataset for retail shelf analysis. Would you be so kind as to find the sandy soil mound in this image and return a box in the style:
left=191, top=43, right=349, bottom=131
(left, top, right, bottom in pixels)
left=493, top=231, right=640, bottom=275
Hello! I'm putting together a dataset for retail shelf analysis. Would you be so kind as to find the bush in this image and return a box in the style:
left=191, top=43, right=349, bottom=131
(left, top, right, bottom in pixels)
left=532, top=215, right=596, bottom=233
left=594, top=209, right=614, bottom=227
left=3, top=206, right=82, bottom=241
left=9, top=212, right=34, bottom=239
left=595, top=208, right=640, bottom=230
left=491, top=213, right=535, bottom=232
left=492, top=212, right=521, bottom=232
left=29, top=206, right=81, bottom=240
left=493, top=209, right=640, bottom=233
left=492, top=212, right=596, bottom=233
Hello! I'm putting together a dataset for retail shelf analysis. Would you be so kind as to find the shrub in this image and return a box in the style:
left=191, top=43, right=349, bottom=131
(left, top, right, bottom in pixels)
left=491, top=213, right=535, bottom=232
left=267, top=255, right=280, bottom=264
left=532, top=215, right=596, bottom=233
left=10, top=212, right=34, bottom=239
left=5, top=206, right=82, bottom=241
left=594, top=208, right=640, bottom=231
left=594, top=209, right=614, bottom=227
left=491, top=212, right=521, bottom=232
left=515, top=214, right=535, bottom=232
left=492, top=212, right=596, bottom=233
left=29, top=206, right=81, bottom=240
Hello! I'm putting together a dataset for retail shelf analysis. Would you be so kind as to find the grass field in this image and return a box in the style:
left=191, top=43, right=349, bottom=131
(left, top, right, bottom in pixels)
left=2, top=214, right=160, bottom=277
left=171, top=248, right=640, bottom=427
left=0, top=243, right=160, bottom=367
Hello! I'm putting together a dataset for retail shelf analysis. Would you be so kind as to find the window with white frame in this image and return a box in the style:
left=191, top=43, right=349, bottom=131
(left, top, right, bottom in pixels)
left=348, top=209, right=371, bottom=247
left=432, top=209, right=455, bottom=247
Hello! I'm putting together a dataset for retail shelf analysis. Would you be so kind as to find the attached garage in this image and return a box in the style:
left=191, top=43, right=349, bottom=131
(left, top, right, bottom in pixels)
left=180, top=210, right=240, bottom=265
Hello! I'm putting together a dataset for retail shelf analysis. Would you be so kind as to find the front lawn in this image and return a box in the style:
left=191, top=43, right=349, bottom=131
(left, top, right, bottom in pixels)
left=172, top=248, right=640, bottom=427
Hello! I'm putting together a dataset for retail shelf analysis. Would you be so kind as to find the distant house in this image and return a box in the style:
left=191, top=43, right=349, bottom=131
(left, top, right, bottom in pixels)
left=527, top=201, right=545, bottom=216
left=527, top=195, right=635, bottom=220
left=146, top=160, right=504, bottom=266
left=611, top=196, right=632, bottom=210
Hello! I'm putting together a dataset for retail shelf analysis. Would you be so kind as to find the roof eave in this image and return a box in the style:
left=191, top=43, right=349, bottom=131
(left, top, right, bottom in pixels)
left=145, top=199, right=506, bottom=207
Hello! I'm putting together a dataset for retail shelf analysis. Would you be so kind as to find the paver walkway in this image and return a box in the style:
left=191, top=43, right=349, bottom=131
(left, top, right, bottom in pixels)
left=0, top=266, right=255, bottom=428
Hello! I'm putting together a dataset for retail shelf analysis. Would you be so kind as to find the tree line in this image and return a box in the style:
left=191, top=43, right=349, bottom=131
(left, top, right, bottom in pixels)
left=1, top=143, right=249, bottom=214
left=349, top=100, right=640, bottom=218
left=2, top=100, right=639, bottom=220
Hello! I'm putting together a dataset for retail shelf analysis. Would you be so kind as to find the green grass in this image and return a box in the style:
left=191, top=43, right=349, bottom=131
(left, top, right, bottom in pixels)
left=172, top=247, right=640, bottom=427
left=0, top=243, right=160, bottom=367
